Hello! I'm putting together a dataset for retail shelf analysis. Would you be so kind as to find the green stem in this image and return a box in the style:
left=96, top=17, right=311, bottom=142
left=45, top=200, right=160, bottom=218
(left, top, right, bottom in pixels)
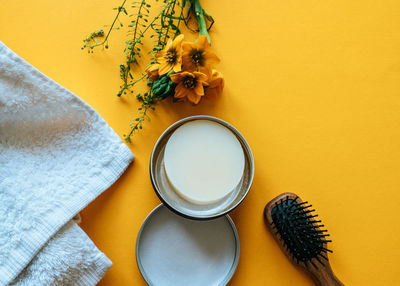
left=123, top=0, right=146, bottom=84
left=127, top=73, right=147, bottom=87
left=125, top=100, right=150, bottom=142
left=193, top=0, right=210, bottom=43
left=124, top=1, right=174, bottom=84
left=162, top=0, right=177, bottom=45
left=91, top=0, right=127, bottom=48
left=173, top=2, right=184, bottom=37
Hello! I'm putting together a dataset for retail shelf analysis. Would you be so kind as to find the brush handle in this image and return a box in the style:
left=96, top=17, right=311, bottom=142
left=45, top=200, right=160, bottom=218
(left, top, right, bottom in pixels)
left=309, top=264, right=344, bottom=286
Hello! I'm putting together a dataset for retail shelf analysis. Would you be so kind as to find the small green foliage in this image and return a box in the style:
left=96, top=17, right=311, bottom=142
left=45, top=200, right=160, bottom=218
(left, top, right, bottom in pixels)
left=82, top=0, right=215, bottom=142
left=150, top=75, right=176, bottom=99
left=81, top=29, right=104, bottom=51
left=82, top=0, right=184, bottom=87
left=125, top=75, right=176, bottom=142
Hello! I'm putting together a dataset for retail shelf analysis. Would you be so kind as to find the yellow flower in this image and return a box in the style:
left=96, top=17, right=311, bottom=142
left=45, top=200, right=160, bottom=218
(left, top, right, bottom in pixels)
left=170, top=71, right=208, bottom=104
left=205, top=69, right=224, bottom=98
left=156, top=34, right=184, bottom=75
left=182, top=35, right=220, bottom=72
left=145, top=63, right=160, bottom=81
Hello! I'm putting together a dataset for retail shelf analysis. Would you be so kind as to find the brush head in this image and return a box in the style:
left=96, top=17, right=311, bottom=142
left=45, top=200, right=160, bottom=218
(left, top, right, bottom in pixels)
left=265, top=193, right=332, bottom=269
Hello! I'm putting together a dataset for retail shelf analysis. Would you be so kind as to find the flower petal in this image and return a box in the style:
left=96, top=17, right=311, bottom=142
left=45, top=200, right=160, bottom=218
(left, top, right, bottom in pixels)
left=146, top=63, right=160, bottom=72
left=182, top=61, right=196, bottom=72
left=197, top=35, right=209, bottom=50
left=174, top=83, right=188, bottom=98
left=156, top=50, right=165, bottom=62
left=187, top=91, right=201, bottom=104
left=165, top=38, right=173, bottom=51
left=182, top=42, right=197, bottom=53
left=170, top=71, right=189, bottom=83
left=193, top=71, right=208, bottom=82
left=193, top=83, right=204, bottom=96
left=173, top=63, right=182, bottom=73
left=158, top=62, right=172, bottom=75
left=205, top=87, right=218, bottom=98
left=172, top=34, right=184, bottom=48
left=201, top=66, right=212, bottom=80
left=203, top=50, right=220, bottom=65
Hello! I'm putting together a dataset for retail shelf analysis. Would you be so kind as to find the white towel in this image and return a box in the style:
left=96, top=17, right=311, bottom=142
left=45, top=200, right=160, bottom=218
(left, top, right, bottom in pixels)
left=11, top=221, right=112, bottom=286
left=0, top=41, right=134, bottom=285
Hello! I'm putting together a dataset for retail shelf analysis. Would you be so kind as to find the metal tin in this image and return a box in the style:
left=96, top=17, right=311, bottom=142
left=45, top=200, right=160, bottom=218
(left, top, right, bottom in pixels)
left=150, top=115, right=254, bottom=220
left=136, top=204, right=240, bottom=286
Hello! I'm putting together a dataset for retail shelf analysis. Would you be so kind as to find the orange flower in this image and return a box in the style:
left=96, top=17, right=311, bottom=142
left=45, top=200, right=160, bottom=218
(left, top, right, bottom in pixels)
left=170, top=71, right=208, bottom=104
left=145, top=63, right=160, bottom=81
left=156, top=34, right=184, bottom=75
left=182, top=35, right=220, bottom=72
left=205, top=69, right=224, bottom=98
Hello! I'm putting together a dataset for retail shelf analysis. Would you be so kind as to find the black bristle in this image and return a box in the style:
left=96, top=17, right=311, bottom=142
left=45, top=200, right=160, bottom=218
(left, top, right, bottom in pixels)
left=271, top=198, right=331, bottom=268
left=310, top=260, right=318, bottom=269
left=315, top=256, right=325, bottom=266
left=302, top=209, right=316, bottom=215
left=304, top=261, right=309, bottom=269
left=319, top=253, right=328, bottom=261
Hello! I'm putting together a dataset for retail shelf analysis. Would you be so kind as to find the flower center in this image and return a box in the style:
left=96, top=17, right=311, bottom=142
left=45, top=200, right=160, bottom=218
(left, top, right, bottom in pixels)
left=183, top=75, right=197, bottom=89
left=166, top=49, right=177, bottom=64
left=190, top=50, right=204, bottom=66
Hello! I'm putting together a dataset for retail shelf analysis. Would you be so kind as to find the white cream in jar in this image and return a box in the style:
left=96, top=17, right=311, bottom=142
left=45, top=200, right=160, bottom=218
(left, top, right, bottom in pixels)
left=164, top=119, right=245, bottom=204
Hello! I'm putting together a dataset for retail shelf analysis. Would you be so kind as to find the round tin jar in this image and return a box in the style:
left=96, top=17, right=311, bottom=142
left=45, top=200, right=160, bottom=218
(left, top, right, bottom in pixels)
left=150, top=115, right=254, bottom=220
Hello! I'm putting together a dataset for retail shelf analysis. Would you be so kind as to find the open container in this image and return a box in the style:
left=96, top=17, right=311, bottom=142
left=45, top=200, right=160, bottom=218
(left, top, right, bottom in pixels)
left=136, top=116, right=254, bottom=285
left=150, top=115, right=254, bottom=220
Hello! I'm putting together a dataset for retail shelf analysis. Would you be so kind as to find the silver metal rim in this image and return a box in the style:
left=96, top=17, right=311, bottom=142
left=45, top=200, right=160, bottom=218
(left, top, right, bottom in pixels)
left=149, top=115, right=255, bottom=220
left=135, top=204, right=241, bottom=286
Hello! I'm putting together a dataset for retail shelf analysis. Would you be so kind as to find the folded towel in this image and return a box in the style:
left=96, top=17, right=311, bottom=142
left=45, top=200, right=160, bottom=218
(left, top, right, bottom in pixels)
left=0, top=41, right=134, bottom=285
left=11, top=221, right=112, bottom=286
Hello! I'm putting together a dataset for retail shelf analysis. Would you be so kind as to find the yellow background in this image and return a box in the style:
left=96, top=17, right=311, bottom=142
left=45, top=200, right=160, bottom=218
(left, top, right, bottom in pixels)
left=1, top=0, right=400, bottom=285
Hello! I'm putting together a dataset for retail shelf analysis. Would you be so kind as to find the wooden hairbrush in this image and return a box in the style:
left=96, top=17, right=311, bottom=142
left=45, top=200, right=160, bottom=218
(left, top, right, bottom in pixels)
left=264, top=193, right=344, bottom=286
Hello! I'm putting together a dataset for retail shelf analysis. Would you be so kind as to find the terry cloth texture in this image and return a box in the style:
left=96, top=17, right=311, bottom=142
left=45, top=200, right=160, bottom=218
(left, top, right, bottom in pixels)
left=0, top=41, right=134, bottom=285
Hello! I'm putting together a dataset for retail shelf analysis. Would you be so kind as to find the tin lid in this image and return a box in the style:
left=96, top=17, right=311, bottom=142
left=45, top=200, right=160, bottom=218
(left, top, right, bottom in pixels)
left=136, top=204, right=240, bottom=286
